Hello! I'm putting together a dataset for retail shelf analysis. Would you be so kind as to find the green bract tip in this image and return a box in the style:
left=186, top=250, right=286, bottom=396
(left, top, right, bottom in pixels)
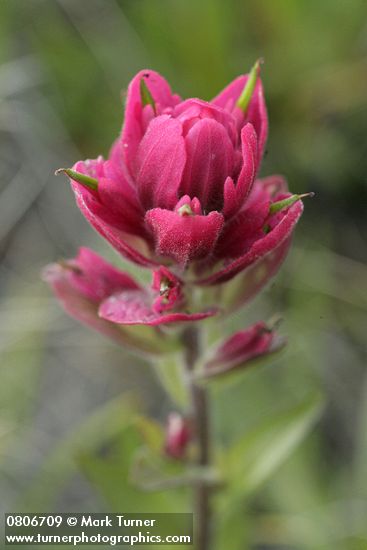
left=55, top=168, right=98, bottom=191
left=236, top=59, right=262, bottom=114
left=140, top=78, right=157, bottom=114
left=269, top=192, right=315, bottom=215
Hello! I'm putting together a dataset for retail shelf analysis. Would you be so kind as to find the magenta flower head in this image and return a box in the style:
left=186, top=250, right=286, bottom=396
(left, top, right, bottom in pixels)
left=57, top=62, right=308, bottom=294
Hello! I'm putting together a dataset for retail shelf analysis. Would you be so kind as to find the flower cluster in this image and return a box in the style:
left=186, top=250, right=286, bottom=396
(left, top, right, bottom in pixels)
left=44, top=62, right=309, bottom=367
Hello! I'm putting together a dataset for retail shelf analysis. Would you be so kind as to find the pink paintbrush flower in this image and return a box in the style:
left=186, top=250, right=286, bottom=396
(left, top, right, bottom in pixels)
left=58, top=63, right=308, bottom=297
left=43, top=248, right=216, bottom=336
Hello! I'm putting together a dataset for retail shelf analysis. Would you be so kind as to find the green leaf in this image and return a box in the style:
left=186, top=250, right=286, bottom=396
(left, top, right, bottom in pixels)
left=80, top=437, right=192, bottom=550
left=130, top=445, right=185, bottom=491
left=78, top=425, right=189, bottom=516
left=134, top=415, right=165, bottom=454
left=225, top=393, right=324, bottom=496
left=120, top=324, right=180, bottom=356
left=153, top=353, right=189, bottom=409
left=130, top=445, right=220, bottom=492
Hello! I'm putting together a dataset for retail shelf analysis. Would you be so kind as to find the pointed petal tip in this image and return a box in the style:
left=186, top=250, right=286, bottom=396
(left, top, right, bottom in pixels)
left=254, top=57, right=264, bottom=71
left=55, top=168, right=99, bottom=191
left=139, top=77, right=157, bottom=114
left=236, top=58, right=264, bottom=113
left=55, top=168, right=66, bottom=176
left=269, top=192, right=315, bottom=214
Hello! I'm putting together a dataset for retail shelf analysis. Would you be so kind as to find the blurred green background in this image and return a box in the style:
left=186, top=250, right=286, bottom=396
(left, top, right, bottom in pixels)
left=0, top=0, right=366, bottom=548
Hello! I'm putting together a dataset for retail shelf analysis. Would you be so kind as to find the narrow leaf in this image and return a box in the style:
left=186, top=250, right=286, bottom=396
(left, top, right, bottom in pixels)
left=225, top=393, right=324, bottom=495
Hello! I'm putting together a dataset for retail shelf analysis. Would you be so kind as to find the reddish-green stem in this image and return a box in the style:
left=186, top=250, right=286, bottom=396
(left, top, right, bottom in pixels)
left=182, top=326, right=211, bottom=550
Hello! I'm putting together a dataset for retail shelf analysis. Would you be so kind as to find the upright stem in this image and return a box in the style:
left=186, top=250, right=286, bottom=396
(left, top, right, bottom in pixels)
left=182, top=326, right=211, bottom=550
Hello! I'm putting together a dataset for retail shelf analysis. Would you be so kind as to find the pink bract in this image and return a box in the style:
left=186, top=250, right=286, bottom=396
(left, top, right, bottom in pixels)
left=43, top=248, right=217, bottom=331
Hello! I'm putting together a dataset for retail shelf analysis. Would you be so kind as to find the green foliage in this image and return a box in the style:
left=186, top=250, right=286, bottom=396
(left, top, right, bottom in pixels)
left=153, top=353, right=189, bottom=409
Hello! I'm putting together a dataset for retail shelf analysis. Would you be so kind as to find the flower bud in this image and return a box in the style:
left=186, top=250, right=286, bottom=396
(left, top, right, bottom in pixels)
left=164, top=413, right=191, bottom=460
left=202, top=320, right=286, bottom=378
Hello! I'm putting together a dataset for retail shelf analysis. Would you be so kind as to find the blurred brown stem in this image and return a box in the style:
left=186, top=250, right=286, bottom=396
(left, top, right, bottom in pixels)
left=182, top=325, right=211, bottom=550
